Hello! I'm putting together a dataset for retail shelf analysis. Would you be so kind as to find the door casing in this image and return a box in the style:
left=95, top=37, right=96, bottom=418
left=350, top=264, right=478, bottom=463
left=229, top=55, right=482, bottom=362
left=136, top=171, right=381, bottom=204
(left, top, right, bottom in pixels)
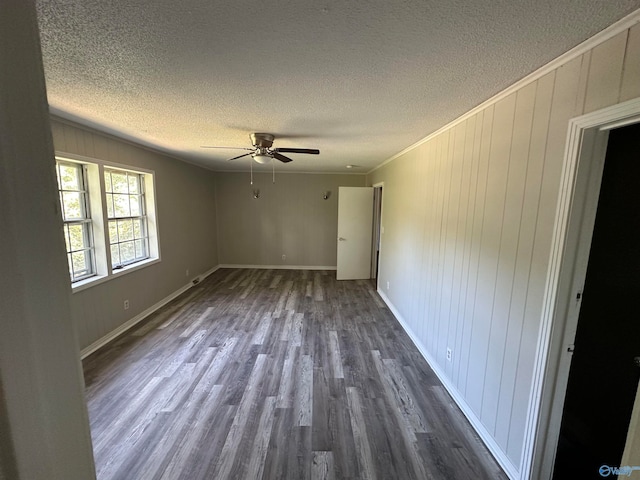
left=522, top=97, right=640, bottom=480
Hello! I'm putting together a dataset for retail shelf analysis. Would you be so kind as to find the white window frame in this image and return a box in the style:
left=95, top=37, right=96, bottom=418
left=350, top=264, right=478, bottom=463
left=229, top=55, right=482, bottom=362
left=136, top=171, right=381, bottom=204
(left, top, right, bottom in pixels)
left=56, top=160, right=96, bottom=282
left=55, top=153, right=161, bottom=292
left=104, top=167, right=150, bottom=269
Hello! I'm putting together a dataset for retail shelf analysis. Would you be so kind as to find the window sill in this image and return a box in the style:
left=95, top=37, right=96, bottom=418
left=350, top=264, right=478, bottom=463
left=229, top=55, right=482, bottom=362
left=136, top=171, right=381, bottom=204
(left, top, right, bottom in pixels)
left=71, top=257, right=160, bottom=294
left=111, top=257, right=160, bottom=278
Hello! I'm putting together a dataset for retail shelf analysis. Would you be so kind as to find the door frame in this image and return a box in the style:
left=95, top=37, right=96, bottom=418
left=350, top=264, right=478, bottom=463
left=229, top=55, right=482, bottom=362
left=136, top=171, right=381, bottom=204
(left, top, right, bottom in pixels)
left=523, top=97, right=640, bottom=479
left=371, top=182, right=384, bottom=286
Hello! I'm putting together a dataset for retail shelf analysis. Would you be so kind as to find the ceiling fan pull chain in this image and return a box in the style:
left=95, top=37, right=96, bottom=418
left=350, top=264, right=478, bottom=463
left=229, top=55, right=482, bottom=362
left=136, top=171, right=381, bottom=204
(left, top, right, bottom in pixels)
left=250, top=159, right=253, bottom=185
left=272, top=160, right=275, bottom=184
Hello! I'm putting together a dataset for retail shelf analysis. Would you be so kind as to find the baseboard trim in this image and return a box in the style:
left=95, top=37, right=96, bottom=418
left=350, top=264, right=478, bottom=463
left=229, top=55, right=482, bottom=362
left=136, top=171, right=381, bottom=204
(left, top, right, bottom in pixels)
left=377, top=289, right=520, bottom=480
left=217, top=264, right=337, bottom=271
left=80, top=265, right=220, bottom=359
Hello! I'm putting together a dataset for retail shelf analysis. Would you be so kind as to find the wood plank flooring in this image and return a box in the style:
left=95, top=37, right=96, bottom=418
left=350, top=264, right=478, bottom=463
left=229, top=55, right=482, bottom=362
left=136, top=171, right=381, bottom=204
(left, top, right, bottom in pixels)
left=83, top=269, right=507, bottom=480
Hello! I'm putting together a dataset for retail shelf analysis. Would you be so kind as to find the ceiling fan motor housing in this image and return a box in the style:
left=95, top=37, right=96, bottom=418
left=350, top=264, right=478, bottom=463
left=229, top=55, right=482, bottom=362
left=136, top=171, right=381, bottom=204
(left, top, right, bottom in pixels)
left=250, top=133, right=274, bottom=149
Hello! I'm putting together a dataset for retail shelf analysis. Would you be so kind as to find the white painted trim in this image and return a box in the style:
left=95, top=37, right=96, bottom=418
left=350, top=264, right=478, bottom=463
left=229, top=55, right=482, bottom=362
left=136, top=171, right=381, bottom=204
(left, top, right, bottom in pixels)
left=523, top=97, right=640, bottom=480
left=377, top=289, right=519, bottom=480
left=217, top=264, right=337, bottom=270
left=80, top=265, right=220, bottom=358
left=71, top=258, right=162, bottom=293
left=212, top=169, right=368, bottom=176
left=55, top=151, right=156, bottom=175
left=368, top=8, right=640, bottom=175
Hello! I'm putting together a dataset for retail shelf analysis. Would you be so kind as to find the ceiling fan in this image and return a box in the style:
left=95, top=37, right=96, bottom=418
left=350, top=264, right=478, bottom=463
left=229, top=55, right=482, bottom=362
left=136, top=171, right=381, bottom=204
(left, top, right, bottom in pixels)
left=202, top=133, right=320, bottom=164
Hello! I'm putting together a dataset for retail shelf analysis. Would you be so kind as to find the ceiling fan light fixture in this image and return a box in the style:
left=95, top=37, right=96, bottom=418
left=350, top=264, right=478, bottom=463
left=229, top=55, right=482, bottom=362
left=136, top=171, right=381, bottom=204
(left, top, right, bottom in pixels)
left=253, top=153, right=272, bottom=164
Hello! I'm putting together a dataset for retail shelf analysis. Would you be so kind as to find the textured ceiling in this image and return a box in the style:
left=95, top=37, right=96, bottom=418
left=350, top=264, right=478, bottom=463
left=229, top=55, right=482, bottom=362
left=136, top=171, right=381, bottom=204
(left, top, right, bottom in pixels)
left=36, top=1, right=640, bottom=173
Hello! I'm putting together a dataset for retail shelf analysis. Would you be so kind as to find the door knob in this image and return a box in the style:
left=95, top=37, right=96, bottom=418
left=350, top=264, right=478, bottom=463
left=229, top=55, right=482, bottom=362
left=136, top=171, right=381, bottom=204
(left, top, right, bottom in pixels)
left=338, top=237, right=346, bottom=241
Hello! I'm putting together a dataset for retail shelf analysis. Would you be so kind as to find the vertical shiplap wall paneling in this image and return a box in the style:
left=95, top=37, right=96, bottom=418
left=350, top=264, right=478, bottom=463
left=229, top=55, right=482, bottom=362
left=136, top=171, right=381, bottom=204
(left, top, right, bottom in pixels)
left=414, top=142, right=429, bottom=343
left=453, top=113, right=481, bottom=388
left=430, top=132, right=450, bottom=354
left=437, top=129, right=455, bottom=363
left=584, top=31, right=628, bottom=113
left=446, top=121, right=469, bottom=379
left=621, top=23, right=640, bottom=102
left=407, top=148, right=424, bottom=336
left=496, top=72, right=554, bottom=454
left=429, top=132, right=445, bottom=356
left=409, top=149, right=425, bottom=324
left=370, top=20, right=640, bottom=475
left=505, top=56, right=584, bottom=465
left=418, top=140, right=435, bottom=343
left=466, top=94, right=516, bottom=418
left=482, top=83, right=536, bottom=436
left=400, top=151, right=421, bottom=324
left=423, top=134, right=439, bottom=352
left=400, top=150, right=419, bottom=324
left=458, top=106, right=494, bottom=399
left=439, top=123, right=462, bottom=370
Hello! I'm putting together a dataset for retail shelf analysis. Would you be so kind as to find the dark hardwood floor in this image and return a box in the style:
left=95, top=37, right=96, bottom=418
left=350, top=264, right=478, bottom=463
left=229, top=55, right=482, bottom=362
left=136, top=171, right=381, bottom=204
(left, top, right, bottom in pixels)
left=83, top=268, right=507, bottom=480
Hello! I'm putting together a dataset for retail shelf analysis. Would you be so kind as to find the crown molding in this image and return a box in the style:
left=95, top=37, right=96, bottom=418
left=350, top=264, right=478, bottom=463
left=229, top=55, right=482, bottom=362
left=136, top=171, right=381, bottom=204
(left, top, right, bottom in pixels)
left=369, top=8, right=640, bottom=174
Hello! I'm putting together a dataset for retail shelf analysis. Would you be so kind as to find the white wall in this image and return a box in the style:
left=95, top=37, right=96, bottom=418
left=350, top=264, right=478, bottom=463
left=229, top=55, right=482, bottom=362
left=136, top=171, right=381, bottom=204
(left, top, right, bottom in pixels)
left=368, top=19, right=640, bottom=478
left=215, top=172, right=366, bottom=267
left=50, top=120, right=219, bottom=350
left=0, top=1, right=96, bottom=478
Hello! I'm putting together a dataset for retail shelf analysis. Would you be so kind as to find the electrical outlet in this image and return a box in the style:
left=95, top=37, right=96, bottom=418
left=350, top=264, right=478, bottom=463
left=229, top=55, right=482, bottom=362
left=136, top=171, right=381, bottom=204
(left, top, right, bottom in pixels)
left=386, top=281, right=390, bottom=290
left=282, top=254, right=286, bottom=260
left=124, top=299, right=130, bottom=310
left=446, top=347, right=452, bottom=362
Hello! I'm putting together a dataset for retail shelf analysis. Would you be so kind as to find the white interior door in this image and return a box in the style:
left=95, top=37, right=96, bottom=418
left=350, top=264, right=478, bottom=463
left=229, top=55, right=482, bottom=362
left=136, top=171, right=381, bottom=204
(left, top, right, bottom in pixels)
left=336, top=186, right=373, bottom=280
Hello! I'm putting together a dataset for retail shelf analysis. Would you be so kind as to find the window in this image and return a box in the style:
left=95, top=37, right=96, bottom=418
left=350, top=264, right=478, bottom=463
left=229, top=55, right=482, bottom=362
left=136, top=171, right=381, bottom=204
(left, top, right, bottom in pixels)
left=55, top=155, right=160, bottom=290
left=104, top=168, right=149, bottom=269
left=56, top=161, right=95, bottom=282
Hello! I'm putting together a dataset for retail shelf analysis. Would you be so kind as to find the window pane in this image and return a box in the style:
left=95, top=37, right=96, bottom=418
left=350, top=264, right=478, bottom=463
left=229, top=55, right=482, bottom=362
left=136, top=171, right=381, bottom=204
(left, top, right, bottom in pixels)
left=62, top=192, right=82, bottom=220
left=106, top=193, right=114, bottom=218
left=110, top=244, right=121, bottom=267
left=118, top=219, right=134, bottom=241
left=134, top=239, right=146, bottom=258
left=110, top=172, right=128, bottom=193
left=67, top=223, right=86, bottom=251
left=58, top=164, right=80, bottom=190
left=113, top=194, right=130, bottom=217
left=133, top=218, right=143, bottom=238
left=71, top=251, right=88, bottom=274
left=108, top=220, right=118, bottom=244
left=104, top=171, right=112, bottom=192
left=120, top=241, right=135, bottom=264
left=128, top=175, right=139, bottom=194
left=63, top=224, right=71, bottom=251
left=129, top=195, right=141, bottom=216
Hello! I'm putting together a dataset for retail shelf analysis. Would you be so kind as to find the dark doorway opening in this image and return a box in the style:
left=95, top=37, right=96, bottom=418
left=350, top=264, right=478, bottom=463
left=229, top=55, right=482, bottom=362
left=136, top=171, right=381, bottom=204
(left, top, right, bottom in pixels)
left=552, top=122, right=640, bottom=478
